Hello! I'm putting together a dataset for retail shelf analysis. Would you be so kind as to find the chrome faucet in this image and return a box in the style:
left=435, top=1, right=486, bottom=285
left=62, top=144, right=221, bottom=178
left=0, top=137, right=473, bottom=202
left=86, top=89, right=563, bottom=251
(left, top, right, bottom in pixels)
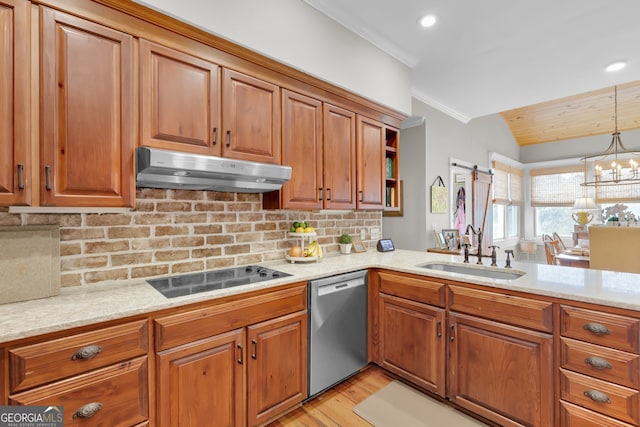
left=465, top=225, right=483, bottom=264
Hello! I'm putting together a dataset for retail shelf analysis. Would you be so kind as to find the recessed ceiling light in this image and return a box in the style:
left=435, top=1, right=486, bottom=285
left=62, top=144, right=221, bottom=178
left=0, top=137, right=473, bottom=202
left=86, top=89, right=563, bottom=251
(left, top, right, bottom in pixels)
left=605, top=60, right=627, bottom=72
left=419, top=14, right=437, bottom=28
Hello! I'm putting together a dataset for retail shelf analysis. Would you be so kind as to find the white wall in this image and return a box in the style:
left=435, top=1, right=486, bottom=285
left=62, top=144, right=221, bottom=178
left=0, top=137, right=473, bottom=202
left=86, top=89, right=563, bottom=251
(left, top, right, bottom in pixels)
left=136, top=0, right=412, bottom=115
left=384, top=98, right=519, bottom=250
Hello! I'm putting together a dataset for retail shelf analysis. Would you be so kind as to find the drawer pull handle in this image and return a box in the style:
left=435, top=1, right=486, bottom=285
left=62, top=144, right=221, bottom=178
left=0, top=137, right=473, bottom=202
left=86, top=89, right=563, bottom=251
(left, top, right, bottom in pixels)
left=585, top=356, right=613, bottom=370
left=17, top=164, right=25, bottom=189
left=73, top=402, right=103, bottom=419
left=44, top=165, right=52, bottom=190
left=71, top=345, right=102, bottom=361
left=583, top=389, right=612, bottom=404
left=583, top=322, right=610, bottom=335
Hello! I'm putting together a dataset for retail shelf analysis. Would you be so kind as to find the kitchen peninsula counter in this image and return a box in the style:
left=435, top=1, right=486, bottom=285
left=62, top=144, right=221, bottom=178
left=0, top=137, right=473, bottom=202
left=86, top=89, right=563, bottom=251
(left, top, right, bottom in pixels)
left=1, top=249, right=639, bottom=343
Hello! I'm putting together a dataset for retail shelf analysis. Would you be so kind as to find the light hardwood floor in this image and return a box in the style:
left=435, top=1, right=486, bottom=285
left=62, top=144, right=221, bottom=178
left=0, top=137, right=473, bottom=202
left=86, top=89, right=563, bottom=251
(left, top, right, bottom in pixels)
left=267, top=364, right=393, bottom=427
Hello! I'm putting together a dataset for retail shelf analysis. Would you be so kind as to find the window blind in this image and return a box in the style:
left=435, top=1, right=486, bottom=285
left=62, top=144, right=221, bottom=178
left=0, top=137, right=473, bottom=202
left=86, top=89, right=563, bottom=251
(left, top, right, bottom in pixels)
left=530, top=165, right=584, bottom=206
left=492, top=161, right=523, bottom=205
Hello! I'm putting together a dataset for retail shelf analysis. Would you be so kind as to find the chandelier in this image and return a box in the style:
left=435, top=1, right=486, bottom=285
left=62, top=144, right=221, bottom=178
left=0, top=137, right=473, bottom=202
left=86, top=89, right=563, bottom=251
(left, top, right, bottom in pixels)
left=581, top=86, right=640, bottom=187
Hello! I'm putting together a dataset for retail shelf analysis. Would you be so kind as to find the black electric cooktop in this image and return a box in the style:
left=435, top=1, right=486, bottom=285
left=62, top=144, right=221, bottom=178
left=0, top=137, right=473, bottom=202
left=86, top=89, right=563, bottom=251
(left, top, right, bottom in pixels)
left=146, top=265, right=292, bottom=298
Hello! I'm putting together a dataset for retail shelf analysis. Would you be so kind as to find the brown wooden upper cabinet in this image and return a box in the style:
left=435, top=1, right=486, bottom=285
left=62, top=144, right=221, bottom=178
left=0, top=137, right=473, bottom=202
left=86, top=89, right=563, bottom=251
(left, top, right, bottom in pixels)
left=40, top=7, right=134, bottom=207
left=266, top=96, right=357, bottom=210
left=357, top=115, right=386, bottom=210
left=0, top=0, right=30, bottom=206
left=322, top=103, right=357, bottom=209
left=222, top=68, right=281, bottom=164
left=279, top=89, right=323, bottom=209
left=140, top=39, right=220, bottom=156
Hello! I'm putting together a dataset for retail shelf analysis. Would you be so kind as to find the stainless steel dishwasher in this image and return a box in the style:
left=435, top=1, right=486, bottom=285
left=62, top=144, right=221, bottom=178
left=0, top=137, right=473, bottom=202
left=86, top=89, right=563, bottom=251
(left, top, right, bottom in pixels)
left=308, top=270, right=368, bottom=397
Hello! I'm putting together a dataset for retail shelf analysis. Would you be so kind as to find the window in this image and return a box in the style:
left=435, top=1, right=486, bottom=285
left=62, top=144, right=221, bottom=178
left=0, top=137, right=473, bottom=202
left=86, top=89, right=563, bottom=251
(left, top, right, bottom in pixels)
left=530, top=165, right=585, bottom=237
left=492, top=204, right=520, bottom=240
left=492, top=160, right=522, bottom=240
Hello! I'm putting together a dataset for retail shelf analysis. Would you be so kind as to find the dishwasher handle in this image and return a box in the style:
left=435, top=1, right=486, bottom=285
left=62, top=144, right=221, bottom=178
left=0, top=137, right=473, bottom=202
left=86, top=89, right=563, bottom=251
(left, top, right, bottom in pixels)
left=316, top=278, right=365, bottom=297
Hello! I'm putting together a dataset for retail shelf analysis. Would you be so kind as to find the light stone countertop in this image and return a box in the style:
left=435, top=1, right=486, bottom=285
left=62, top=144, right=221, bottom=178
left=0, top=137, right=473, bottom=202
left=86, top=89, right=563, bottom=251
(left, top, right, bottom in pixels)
left=1, top=249, right=640, bottom=344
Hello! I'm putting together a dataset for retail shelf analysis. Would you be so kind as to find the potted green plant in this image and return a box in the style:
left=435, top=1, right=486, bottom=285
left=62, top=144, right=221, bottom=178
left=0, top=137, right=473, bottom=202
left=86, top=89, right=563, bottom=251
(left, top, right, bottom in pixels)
left=607, top=216, right=619, bottom=226
left=338, top=233, right=352, bottom=254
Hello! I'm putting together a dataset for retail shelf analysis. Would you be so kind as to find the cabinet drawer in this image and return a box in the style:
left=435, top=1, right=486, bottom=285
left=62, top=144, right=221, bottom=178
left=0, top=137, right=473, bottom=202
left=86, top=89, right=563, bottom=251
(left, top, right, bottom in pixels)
left=378, top=271, right=445, bottom=307
left=448, top=285, right=553, bottom=332
left=9, top=356, right=148, bottom=427
left=155, top=283, right=306, bottom=350
left=9, top=320, right=148, bottom=392
left=560, top=400, right=635, bottom=427
left=560, top=369, right=640, bottom=425
left=560, top=306, right=639, bottom=353
left=561, top=337, right=640, bottom=388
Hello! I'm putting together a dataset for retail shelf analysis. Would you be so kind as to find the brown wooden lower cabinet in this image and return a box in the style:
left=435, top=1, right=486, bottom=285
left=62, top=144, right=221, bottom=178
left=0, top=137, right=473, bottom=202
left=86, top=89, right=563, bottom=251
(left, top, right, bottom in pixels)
left=156, top=328, right=245, bottom=427
left=247, top=311, right=308, bottom=426
left=155, top=309, right=307, bottom=427
left=448, top=312, right=554, bottom=427
left=559, top=400, right=636, bottom=427
left=9, top=356, right=148, bottom=427
left=378, top=293, right=445, bottom=396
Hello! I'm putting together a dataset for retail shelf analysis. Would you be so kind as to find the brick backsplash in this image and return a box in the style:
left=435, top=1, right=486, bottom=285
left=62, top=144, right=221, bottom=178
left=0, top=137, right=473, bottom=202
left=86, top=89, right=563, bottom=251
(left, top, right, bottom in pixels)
left=0, top=189, right=382, bottom=287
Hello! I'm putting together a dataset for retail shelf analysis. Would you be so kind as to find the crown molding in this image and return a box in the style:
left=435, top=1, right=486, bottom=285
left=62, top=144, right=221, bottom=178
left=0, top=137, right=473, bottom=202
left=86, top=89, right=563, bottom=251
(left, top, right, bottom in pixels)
left=412, top=89, right=471, bottom=124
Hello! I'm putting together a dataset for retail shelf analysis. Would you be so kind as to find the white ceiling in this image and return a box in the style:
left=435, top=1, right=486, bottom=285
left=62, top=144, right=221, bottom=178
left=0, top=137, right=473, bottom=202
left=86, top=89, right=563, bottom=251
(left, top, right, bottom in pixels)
left=303, top=0, right=640, bottom=122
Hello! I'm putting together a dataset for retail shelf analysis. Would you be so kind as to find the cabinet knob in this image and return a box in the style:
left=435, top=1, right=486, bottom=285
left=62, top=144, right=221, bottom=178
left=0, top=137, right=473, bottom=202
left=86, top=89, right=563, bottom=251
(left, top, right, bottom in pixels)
left=71, top=344, right=102, bottom=361
left=584, top=356, right=612, bottom=370
left=226, top=130, right=232, bottom=147
left=212, top=127, right=217, bottom=145
left=583, top=322, right=610, bottom=335
left=72, top=402, right=103, bottom=419
left=583, top=389, right=612, bottom=404
left=251, top=339, right=257, bottom=359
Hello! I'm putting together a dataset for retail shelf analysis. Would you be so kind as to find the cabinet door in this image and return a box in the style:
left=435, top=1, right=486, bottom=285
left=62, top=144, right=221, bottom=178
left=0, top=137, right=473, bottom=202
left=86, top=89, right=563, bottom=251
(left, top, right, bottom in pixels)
left=0, top=0, right=30, bottom=205
left=222, top=68, right=280, bottom=163
left=40, top=8, right=133, bottom=207
left=247, top=310, right=307, bottom=427
left=379, top=293, right=445, bottom=396
left=356, top=115, right=385, bottom=209
left=449, top=312, right=554, bottom=427
left=140, top=40, right=220, bottom=155
left=156, top=328, right=244, bottom=427
left=280, top=89, right=322, bottom=209
left=322, top=103, right=356, bottom=209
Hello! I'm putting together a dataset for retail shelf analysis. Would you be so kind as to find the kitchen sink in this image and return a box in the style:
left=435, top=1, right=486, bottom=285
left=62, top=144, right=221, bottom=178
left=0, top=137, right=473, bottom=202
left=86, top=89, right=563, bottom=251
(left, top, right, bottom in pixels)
left=418, top=262, right=525, bottom=280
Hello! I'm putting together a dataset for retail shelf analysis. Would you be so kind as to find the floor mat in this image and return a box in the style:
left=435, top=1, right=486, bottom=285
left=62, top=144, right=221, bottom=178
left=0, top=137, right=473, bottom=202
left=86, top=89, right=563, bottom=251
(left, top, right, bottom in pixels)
left=353, top=380, right=489, bottom=427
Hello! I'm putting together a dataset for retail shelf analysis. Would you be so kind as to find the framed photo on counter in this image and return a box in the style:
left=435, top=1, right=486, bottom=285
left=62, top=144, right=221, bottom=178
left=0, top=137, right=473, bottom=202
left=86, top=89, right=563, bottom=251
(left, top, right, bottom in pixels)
left=352, top=241, right=366, bottom=253
left=442, top=229, right=460, bottom=250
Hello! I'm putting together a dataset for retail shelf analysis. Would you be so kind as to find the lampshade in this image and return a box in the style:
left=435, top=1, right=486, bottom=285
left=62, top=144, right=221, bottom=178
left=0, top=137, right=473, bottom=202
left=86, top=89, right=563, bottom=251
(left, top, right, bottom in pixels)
left=572, top=197, right=598, bottom=211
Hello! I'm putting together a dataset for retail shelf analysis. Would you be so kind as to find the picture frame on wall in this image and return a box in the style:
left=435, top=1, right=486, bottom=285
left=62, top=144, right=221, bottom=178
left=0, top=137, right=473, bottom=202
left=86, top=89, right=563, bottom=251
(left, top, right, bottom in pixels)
left=442, top=229, right=460, bottom=250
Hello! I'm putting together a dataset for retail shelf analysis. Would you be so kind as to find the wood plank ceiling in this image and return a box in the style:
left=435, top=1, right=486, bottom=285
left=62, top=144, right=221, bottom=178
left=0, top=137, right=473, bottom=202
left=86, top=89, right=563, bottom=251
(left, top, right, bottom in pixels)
left=500, top=81, right=640, bottom=146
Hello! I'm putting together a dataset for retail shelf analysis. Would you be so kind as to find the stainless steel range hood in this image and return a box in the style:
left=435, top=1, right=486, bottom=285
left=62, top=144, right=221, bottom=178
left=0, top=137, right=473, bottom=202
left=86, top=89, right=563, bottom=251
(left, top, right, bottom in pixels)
left=136, top=147, right=291, bottom=193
